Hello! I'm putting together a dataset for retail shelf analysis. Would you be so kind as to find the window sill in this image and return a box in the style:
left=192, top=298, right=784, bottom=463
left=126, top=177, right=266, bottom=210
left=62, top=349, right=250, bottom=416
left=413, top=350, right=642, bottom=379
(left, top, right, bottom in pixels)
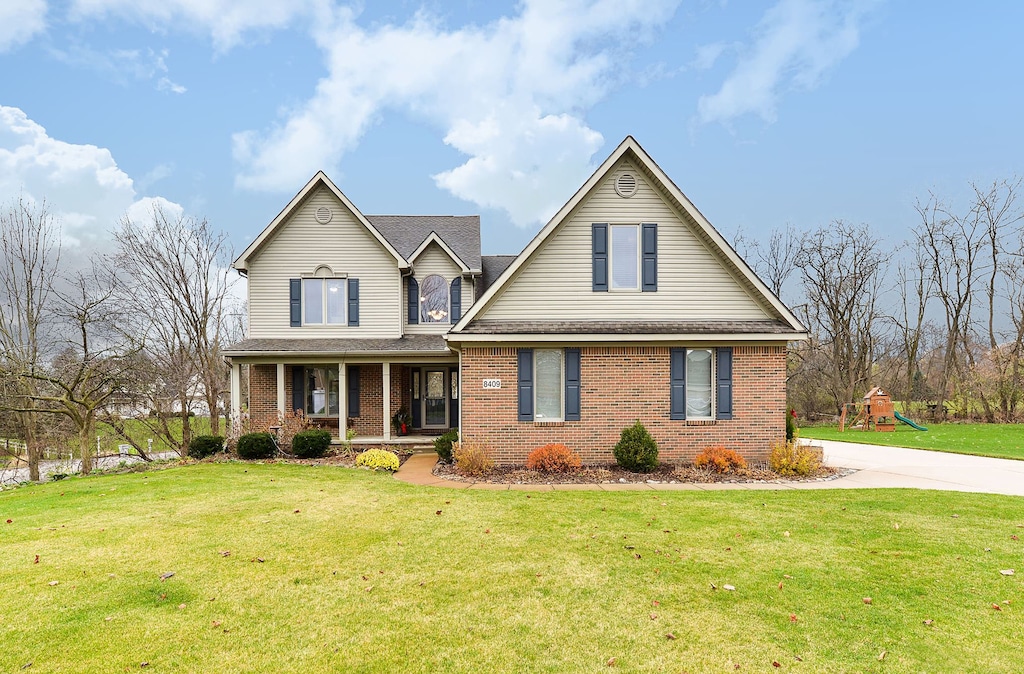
left=533, top=420, right=565, bottom=426
left=684, top=419, right=716, bottom=426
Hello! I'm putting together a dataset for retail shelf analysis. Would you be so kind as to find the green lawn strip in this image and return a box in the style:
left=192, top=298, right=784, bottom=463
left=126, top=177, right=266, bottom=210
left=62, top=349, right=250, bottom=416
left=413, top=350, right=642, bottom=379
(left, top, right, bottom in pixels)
left=800, top=422, right=1024, bottom=460
left=0, top=463, right=1021, bottom=672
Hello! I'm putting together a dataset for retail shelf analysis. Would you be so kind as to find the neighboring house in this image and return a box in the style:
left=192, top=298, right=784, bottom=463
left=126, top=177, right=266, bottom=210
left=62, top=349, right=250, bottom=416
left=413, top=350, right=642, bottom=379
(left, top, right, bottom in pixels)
left=225, top=136, right=807, bottom=463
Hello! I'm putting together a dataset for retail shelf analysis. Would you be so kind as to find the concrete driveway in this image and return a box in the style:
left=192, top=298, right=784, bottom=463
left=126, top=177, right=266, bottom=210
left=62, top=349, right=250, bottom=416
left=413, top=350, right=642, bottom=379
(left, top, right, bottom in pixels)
left=816, top=439, right=1024, bottom=496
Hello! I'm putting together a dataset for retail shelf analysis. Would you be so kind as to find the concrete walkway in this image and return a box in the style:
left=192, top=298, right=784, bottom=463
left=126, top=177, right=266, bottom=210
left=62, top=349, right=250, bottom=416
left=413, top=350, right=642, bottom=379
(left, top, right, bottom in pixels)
left=394, top=441, right=1024, bottom=496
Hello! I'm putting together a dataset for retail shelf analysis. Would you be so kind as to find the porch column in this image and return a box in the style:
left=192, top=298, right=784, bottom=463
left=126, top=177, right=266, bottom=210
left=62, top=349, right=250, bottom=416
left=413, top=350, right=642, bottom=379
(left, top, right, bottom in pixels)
left=230, top=361, right=241, bottom=422
left=338, top=361, right=347, bottom=441
left=382, top=361, right=392, bottom=440
left=276, top=363, right=285, bottom=416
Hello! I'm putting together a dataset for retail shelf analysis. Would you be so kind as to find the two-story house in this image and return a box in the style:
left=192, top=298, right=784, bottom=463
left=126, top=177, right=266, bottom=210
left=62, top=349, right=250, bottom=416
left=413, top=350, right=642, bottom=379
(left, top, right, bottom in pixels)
left=225, top=136, right=807, bottom=464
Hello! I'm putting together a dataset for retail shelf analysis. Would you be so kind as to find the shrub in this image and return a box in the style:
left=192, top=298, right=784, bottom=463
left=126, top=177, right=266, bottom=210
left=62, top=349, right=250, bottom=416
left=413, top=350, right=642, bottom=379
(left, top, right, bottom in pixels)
left=786, top=409, right=797, bottom=441
left=187, top=435, right=225, bottom=459
left=233, top=411, right=312, bottom=453
left=526, top=443, right=582, bottom=473
left=292, top=429, right=332, bottom=459
left=613, top=421, right=659, bottom=472
left=769, top=439, right=823, bottom=477
left=237, top=432, right=277, bottom=460
left=355, top=448, right=400, bottom=472
left=453, top=440, right=494, bottom=477
left=694, top=445, right=747, bottom=473
left=434, top=428, right=459, bottom=463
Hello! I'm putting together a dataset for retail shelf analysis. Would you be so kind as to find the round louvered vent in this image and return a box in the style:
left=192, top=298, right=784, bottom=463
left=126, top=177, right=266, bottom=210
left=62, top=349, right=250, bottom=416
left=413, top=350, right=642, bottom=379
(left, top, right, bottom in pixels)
left=614, top=173, right=637, bottom=198
left=315, top=206, right=333, bottom=224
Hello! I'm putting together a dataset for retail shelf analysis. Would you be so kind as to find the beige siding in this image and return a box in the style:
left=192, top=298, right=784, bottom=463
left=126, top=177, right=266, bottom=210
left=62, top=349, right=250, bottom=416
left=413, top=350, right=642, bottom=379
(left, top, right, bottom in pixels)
left=482, top=158, right=772, bottom=322
left=247, top=186, right=402, bottom=338
left=405, top=242, right=469, bottom=335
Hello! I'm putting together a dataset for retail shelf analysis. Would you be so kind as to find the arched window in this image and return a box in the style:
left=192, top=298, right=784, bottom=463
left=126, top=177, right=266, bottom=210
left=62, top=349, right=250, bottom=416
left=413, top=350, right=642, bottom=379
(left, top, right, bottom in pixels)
left=420, top=274, right=449, bottom=323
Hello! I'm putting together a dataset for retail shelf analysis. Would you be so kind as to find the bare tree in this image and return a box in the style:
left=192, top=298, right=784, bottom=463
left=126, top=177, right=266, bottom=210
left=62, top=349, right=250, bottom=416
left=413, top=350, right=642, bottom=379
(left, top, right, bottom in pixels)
left=16, top=268, right=140, bottom=474
left=889, top=242, right=934, bottom=411
left=112, top=206, right=236, bottom=447
left=752, top=224, right=801, bottom=299
left=0, top=197, right=61, bottom=481
left=795, top=222, right=889, bottom=413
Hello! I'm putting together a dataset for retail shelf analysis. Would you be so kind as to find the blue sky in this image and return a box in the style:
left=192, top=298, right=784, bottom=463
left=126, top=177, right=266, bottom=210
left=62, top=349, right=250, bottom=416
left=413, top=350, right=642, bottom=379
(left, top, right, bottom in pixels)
left=2, top=0, right=1023, bottom=261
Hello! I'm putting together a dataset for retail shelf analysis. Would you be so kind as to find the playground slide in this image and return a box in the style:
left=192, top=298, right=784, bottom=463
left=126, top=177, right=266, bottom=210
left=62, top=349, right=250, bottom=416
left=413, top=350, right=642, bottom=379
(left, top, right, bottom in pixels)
left=894, top=410, right=927, bottom=431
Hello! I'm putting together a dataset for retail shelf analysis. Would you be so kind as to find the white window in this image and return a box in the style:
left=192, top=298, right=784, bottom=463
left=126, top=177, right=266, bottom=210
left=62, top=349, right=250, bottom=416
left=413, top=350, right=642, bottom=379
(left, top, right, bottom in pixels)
left=305, top=366, right=339, bottom=416
left=303, top=278, right=345, bottom=325
left=686, top=348, right=713, bottom=419
left=610, top=224, right=639, bottom=290
left=420, top=274, right=449, bottom=323
left=534, top=349, right=563, bottom=421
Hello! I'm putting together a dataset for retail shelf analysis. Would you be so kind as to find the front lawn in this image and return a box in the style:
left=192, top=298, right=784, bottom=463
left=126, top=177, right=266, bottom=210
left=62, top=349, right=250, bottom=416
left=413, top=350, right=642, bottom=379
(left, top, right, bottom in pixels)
left=800, top=422, right=1024, bottom=461
left=2, top=463, right=1023, bottom=672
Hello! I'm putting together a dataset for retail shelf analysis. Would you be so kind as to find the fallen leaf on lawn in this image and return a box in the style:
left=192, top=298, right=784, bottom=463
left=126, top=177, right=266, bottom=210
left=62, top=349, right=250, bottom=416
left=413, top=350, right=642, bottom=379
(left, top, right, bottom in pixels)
left=47, top=581, right=58, bottom=586
left=794, top=656, right=803, bottom=662
left=772, top=661, right=781, bottom=668
left=923, top=619, right=934, bottom=625
left=710, top=583, right=717, bottom=590
left=986, top=548, right=992, bottom=552
left=362, top=575, right=368, bottom=581
left=485, top=529, right=490, bottom=534
left=220, top=551, right=231, bottom=557
left=789, top=614, right=797, bottom=622
left=1012, top=535, right=1019, bottom=541
left=652, top=600, right=660, bottom=606
left=1003, top=600, right=1011, bottom=605
left=1000, top=569, right=1015, bottom=576
left=665, top=632, right=676, bottom=640
left=724, top=585, right=736, bottom=591
left=159, top=593, right=166, bottom=600
left=783, top=574, right=792, bottom=579
left=606, top=657, right=617, bottom=666
left=419, top=582, right=425, bottom=586
left=734, top=665, right=741, bottom=670
left=778, top=582, right=784, bottom=590
left=992, top=603, right=1002, bottom=611
left=177, top=603, right=186, bottom=610
left=160, top=572, right=174, bottom=581
left=783, top=531, right=790, bottom=537
left=725, top=546, right=732, bottom=551
left=435, top=510, right=442, bottom=515
left=140, top=663, right=149, bottom=668
left=951, top=514, right=959, bottom=518
left=893, top=523, right=900, bottom=530
left=6, top=519, right=12, bottom=524
left=650, top=613, right=658, bottom=620
left=212, top=621, right=221, bottom=627
left=365, top=586, right=373, bottom=592
left=863, top=597, right=873, bottom=605
left=252, top=558, right=265, bottom=563
left=878, top=650, right=887, bottom=661
left=624, top=545, right=635, bottom=550
left=20, top=662, right=31, bottom=669
left=633, top=553, right=641, bottom=559
left=104, top=617, right=112, bottom=622
left=293, top=509, right=300, bottom=514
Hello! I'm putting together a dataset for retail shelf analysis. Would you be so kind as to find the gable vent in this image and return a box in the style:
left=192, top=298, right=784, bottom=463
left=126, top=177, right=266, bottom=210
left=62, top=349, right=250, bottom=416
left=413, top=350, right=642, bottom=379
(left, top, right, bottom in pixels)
left=614, top=173, right=638, bottom=198
left=315, top=206, right=333, bottom=224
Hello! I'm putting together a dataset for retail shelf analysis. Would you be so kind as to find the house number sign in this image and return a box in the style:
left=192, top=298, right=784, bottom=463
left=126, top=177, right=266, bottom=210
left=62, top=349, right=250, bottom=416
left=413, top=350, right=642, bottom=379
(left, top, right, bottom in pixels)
left=482, top=379, right=502, bottom=389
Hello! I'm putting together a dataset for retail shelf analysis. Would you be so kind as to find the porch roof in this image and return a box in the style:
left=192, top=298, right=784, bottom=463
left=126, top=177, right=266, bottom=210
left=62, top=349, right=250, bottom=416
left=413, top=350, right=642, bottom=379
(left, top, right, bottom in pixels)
left=223, top=335, right=451, bottom=358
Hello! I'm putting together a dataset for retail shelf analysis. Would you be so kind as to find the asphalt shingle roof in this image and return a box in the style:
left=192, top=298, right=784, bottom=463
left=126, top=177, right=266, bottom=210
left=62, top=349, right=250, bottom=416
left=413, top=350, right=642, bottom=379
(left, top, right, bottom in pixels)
left=480, top=255, right=518, bottom=294
left=223, top=335, right=450, bottom=356
left=367, top=215, right=481, bottom=271
left=457, top=319, right=801, bottom=335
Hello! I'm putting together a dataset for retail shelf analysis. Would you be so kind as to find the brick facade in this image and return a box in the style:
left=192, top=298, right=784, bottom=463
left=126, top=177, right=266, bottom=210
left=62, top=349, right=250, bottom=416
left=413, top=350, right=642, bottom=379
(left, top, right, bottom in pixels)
left=459, top=344, right=787, bottom=466
left=247, top=363, right=414, bottom=438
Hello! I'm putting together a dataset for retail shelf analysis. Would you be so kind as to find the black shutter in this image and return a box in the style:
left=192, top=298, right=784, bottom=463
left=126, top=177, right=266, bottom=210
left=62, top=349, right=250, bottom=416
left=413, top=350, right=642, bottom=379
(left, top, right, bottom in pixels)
left=289, top=279, right=301, bottom=327
left=592, top=223, right=608, bottom=292
left=347, top=366, right=360, bottom=418
left=347, top=278, right=359, bottom=326
left=407, top=277, right=419, bottom=324
left=716, top=347, right=733, bottom=420
left=670, top=348, right=686, bottom=420
left=642, top=223, right=658, bottom=292
left=450, top=277, right=462, bottom=322
left=518, top=348, right=534, bottom=422
left=291, top=366, right=305, bottom=415
left=564, top=348, right=581, bottom=422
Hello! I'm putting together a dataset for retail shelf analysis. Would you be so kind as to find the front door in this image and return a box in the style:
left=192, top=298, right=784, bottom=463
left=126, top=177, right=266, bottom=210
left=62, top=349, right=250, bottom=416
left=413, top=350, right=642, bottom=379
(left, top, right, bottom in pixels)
left=423, top=369, right=448, bottom=429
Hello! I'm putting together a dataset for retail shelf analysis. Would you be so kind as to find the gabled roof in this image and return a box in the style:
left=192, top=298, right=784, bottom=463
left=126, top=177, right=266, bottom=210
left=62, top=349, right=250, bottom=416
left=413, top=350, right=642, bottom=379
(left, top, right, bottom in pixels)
left=406, top=231, right=471, bottom=273
left=233, top=171, right=408, bottom=272
left=367, top=215, right=481, bottom=272
left=449, top=136, right=807, bottom=337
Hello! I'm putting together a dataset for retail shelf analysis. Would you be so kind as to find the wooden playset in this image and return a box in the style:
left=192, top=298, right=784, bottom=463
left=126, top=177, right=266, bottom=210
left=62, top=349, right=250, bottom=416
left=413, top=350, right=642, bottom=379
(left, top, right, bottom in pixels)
left=839, top=387, right=896, bottom=432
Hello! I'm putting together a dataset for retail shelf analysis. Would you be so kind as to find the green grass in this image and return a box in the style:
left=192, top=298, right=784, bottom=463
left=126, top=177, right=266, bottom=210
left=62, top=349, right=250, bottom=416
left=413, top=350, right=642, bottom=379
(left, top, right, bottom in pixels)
left=800, top=422, right=1024, bottom=461
left=2, top=464, right=1023, bottom=672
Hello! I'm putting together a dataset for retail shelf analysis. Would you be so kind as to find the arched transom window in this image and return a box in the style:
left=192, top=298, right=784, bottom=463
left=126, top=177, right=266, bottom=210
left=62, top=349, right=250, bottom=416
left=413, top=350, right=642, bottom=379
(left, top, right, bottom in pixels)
left=420, top=274, right=449, bottom=323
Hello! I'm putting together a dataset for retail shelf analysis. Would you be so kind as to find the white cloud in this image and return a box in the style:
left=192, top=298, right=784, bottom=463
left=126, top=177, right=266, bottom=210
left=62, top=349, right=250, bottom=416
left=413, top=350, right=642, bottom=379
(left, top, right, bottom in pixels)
left=232, top=0, right=680, bottom=227
left=696, top=0, right=875, bottom=126
left=691, top=42, right=729, bottom=71
left=0, top=0, right=47, bottom=52
left=68, top=0, right=328, bottom=51
left=50, top=45, right=188, bottom=94
left=156, top=77, right=187, bottom=94
left=0, top=105, right=183, bottom=245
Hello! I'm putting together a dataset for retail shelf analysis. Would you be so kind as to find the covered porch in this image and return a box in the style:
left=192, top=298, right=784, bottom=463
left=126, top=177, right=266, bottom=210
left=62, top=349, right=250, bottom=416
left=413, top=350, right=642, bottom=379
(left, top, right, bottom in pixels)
left=225, top=337, right=459, bottom=444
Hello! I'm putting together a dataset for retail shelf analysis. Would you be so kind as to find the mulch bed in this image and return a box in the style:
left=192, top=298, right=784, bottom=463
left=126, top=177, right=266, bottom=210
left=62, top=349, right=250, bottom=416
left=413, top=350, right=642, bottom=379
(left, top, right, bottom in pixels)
left=433, top=461, right=846, bottom=485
